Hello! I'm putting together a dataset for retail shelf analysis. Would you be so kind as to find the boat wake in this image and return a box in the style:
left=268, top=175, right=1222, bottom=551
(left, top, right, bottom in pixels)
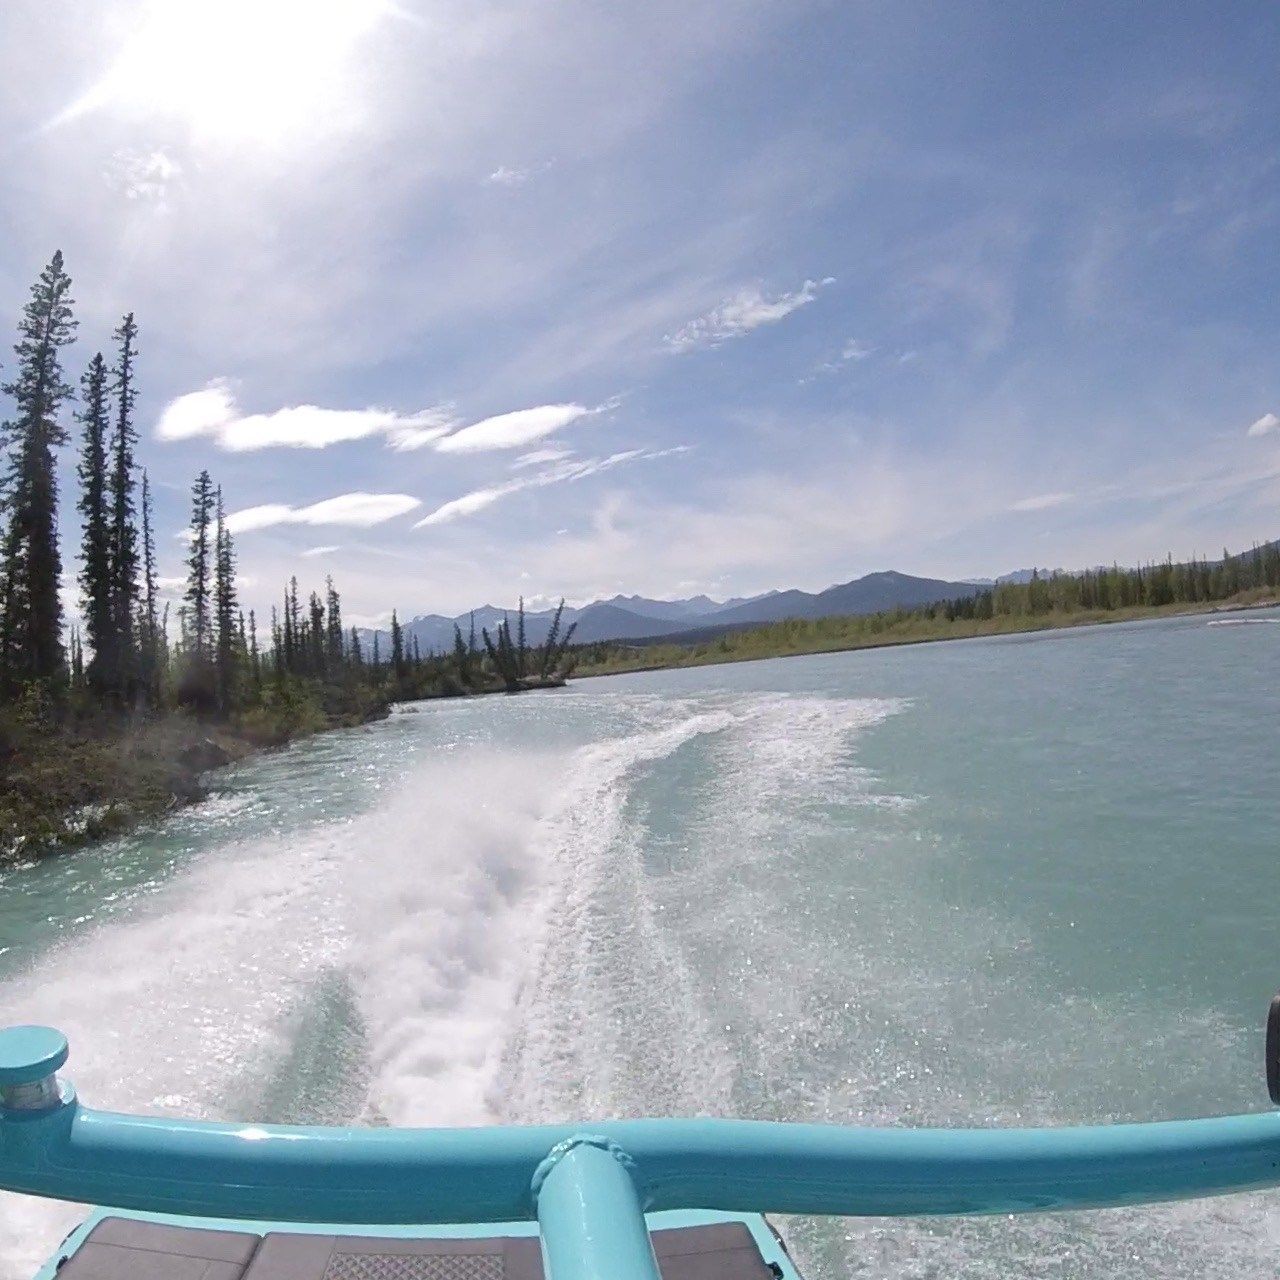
left=1, top=686, right=1276, bottom=1278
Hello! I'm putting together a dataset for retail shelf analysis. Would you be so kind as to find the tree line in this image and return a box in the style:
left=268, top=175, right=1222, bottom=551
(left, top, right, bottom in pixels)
left=0, top=252, right=578, bottom=740
left=573, top=543, right=1280, bottom=675
left=934, top=548, right=1280, bottom=623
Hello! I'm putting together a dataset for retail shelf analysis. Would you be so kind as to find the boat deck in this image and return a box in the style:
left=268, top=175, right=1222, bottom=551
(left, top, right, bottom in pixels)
left=39, top=1209, right=800, bottom=1280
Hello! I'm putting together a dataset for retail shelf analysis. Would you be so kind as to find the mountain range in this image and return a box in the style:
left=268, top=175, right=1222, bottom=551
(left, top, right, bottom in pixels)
left=366, top=568, right=991, bottom=653
left=361, top=540, right=1280, bottom=653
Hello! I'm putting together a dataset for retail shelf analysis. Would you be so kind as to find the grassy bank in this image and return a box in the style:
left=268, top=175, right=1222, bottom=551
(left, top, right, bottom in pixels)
left=571, top=588, right=1280, bottom=678
left=0, top=681, right=388, bottom=864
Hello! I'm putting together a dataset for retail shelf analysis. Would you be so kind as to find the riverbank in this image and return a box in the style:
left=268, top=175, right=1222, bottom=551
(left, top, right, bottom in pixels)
left=0, top=695, right=389, bottom=864
left=571, top=589, right=1280, bottom=678
left=0, top=671, right=576, bottom=863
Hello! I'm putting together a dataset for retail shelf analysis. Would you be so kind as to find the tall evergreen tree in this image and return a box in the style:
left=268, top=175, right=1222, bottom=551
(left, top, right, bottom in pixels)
left=390, top=610, right=405, bottom=678
left=308, top=591, right=325, bottom=675
left=247, top=609, right=261, bottom=689
left=325, top=576, right=343, bottom=669
left=349, top=625, right=363, bottom=666
left=0, top=251, right=77, bottom=687
left=76, top=352, right=112, bottom=692
left=106, top=312, right=140, bottom=696
left=140, top=469, right=159, bottom=699
left=184, top=471, right=215, bottom=661
left=214, top=487, right=238, bottom=709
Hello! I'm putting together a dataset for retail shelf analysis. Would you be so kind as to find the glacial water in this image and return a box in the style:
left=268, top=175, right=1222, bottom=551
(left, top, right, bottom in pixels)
left=1, top=609, right=1279, bottom=1277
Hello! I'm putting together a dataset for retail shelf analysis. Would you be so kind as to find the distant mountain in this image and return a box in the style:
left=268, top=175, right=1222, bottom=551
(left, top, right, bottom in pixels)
left=362, top=569, right=983, bottom=652
left=709, top=570, right=979, bottom=626
left=570, top=603, right=692, bottom=643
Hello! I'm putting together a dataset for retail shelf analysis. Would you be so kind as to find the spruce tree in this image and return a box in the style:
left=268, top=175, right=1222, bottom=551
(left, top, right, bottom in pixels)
left=107, top=312, right=140, bottom=696
left=248, top=609, right=261, bottom=689
left=184, top=471, right=215, bottom=660
left=325, top=577, right=343, bottom=669
left=349, top=625, right=363, bottom=666
left=76, top=352, right=112, bottom=692
left=140, top=469, right=159, bottom=699
left=308, top=591, right=325, bottom=675
left=0, top=251, right=77, bottom=687
left=214, top=487, right=238, bottom=710
left=390, top=610, right=405, bottom=678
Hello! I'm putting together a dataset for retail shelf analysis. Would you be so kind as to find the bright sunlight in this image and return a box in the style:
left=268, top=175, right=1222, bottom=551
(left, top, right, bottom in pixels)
left=54, top=0, right=392, bottom=142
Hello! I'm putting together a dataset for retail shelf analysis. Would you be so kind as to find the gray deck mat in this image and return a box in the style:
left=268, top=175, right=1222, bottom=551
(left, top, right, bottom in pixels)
left=56, top=1216, right=260, bottom=1280
left=57, top=1217, right=777, bottom=1280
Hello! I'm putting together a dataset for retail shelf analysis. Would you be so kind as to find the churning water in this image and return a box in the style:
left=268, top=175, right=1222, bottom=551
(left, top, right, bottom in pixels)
left=2, top=610, right=1279, bottom=1277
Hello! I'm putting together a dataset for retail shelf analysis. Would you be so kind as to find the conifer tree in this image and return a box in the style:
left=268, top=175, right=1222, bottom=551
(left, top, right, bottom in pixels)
left=452, top=623, right=471, bottom=685
left=349, top=625, right=363, bottom=666
left=184, top=471, right=215, bottom=660
left=325, top=577, right=343, bottom=668
left=390, top=610, right=405, bottom=677
left=248, top=609, right=261, bottom=690
left=0, top=251, right=77, bottom=687
left=140, top=469, right=159, bottom=698
left=214, top=487, right=238, bottom=709
left=107, top=312, right=140, bottom=696
left=76, top=353, right=111, bottom=691
left=308, top=591, right=325, bottom=674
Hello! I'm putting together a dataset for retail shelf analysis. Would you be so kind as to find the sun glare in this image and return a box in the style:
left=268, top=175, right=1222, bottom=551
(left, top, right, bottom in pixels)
left=59, top=0, right=392, bottom=142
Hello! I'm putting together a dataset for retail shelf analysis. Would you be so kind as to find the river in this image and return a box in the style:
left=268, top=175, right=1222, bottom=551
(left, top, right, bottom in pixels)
left=2, top=610, right=1279, bottom=1277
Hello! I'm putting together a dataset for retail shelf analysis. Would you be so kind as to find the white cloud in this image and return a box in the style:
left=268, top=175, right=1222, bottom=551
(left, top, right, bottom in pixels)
left=226, top=493, right=420, bottom=535
left=513, top=446, right=574, bottom=469
left=155, top=384, right=612, bottom=457
left=1011, top=492, right=1074, bottom=512
left=155, top=380, right=456, bottom=451
left=106, top=147, right=181, bottom=201
left=416, top=485, right=519, bottom=526
left=434, top=403, right=593, bottom=453
left=805, top=336, right=876, bottom=380
left=414, top=446, right=690, bottom=527
left=1247, top=412, right=1279, bottom=438
left=300, top=545, right=341, bottom=558
left=665, top=278, right=833, bottom=352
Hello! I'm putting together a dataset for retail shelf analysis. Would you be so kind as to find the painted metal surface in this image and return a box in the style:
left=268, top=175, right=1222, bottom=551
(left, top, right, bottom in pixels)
left=6, top=1099, right=1280, bottom=1222
left=6, top=1023, right=1280, bottom=1280
left=534, top=1138, right=662, bottom=1280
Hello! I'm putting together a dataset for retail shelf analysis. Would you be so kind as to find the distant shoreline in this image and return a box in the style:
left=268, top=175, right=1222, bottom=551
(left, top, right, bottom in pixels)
left=570, top=592, right=1280, bottom=680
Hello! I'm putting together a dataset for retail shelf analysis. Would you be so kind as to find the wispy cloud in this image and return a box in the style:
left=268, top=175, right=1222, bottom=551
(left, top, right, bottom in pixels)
left=225, top=493, right=420, bottom=535
left=664, top=278, right=834, bottom=352
left=155, top=384, right=614, bottom=456
left=1247, top=412, right=1279, bottom=438
left=804, top=336, right=876, bottom=381
left=106, top=148, right=182, bottom=202
left=485, top=161, right=553, bottom=187
left=1011, top=492, right=1075, bottom=512
left=512, top=446, right=574, bottom=469
left=435, top=403, right=597, bottom=453
left=415, top=447, right=690, bottom=528
left=300, top=544, right=341, bottom=558
left=156, top=381, right=456, bottom=452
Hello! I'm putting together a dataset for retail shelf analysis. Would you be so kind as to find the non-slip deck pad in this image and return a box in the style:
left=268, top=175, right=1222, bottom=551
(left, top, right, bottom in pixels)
left=59, top=1218, right=776, bottom=1280
left=56, top=1216, right=260, bottom=1280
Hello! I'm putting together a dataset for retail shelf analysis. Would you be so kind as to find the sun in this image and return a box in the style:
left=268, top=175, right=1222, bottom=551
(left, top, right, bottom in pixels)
left=57, top=0, right=394, bottom=143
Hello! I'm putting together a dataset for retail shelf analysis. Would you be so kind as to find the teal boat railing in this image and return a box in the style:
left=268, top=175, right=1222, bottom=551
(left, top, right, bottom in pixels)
left=3, top=1024, right=1280, bottom=1280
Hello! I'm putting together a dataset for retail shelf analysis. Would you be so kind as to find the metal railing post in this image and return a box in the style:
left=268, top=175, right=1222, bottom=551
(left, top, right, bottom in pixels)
left=534, top=1137, right=661, bottom=1280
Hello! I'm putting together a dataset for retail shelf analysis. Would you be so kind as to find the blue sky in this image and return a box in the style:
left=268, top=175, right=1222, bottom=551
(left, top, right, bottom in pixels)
left=2, top=1, right=1279, bottom=625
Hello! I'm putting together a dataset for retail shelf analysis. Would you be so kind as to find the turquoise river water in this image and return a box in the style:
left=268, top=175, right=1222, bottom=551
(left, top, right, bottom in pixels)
left=1, top=609, right=1279, bottom=1277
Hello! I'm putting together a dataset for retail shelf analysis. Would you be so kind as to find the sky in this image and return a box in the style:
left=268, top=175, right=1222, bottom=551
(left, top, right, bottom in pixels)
left=1, top=1, right=1279, bottom=627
